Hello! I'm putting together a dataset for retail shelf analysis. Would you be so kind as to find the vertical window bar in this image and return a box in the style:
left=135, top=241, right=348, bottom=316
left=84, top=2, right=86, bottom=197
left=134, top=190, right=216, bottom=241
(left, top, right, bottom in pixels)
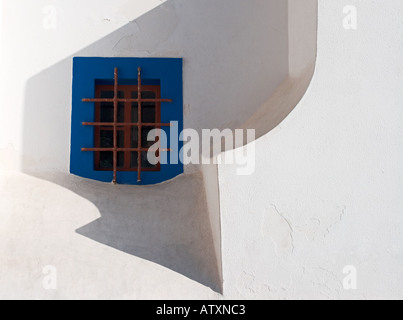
left=137, top=67, right=142, bottom=182
left=113, top=68, right=119, bottom=184
left=124, top=87, right=131, bottom=170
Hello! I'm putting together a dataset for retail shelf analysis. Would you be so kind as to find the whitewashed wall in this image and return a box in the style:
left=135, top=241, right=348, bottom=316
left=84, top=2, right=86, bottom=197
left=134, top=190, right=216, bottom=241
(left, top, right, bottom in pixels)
left=219, top=0, right=403, bottom=299
left=0, top=0, right=290, bottom=299
left=1, top=0, right=400, bottom=300
left=0, top=0, right=289, bottom=172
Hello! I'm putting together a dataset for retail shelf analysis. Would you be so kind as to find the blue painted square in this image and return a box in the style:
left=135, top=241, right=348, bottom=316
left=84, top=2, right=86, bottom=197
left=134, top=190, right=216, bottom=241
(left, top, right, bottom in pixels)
left=70, top=57, right=183, bottom=185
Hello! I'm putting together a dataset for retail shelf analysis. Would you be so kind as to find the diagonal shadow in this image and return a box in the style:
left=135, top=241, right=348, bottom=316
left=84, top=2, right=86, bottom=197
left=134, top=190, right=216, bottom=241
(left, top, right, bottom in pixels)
left=33, top=170, right=222, bottom=293
left=21, top=0, right=291, bottom=294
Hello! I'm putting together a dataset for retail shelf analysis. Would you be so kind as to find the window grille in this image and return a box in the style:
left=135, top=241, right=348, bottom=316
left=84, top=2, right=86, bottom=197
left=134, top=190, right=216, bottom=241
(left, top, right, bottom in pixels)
left=81, top=67, right=173, bottom=184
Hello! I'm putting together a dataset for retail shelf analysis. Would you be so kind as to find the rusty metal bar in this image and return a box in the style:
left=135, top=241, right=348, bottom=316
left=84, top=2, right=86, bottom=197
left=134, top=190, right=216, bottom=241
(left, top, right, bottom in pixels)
left=113, top=68, right=118, bottom=184
left=137, top=67, right=142, bottom=182
left=82, top=122, right=172, bottom=127
left=83, top=98, right=172, bottom=103
left=82, top=147, right=171, bottom=152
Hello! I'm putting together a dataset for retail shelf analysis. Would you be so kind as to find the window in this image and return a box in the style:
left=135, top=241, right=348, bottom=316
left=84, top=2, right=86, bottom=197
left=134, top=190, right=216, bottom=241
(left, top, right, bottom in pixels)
left=71, top=58, right=183, bottom=185
left=93, top=84, right=161, bottom=172
left=81, top=68, right=172, bottom=183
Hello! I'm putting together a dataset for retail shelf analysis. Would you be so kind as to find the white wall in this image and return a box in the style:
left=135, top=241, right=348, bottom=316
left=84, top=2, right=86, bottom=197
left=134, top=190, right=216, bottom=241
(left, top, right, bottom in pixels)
left=288, top=0, right=317, bottom=77
left=0, top=0, right=291, bottom=299
left=219, top=0, right=403, bottom=299
left=0, top=0, right=288, bottom=173
left=3, top=0, right=398, bottom=301
left=0, top=0, right=167, bottom=170
left=0, top=0, right=3, bottom=55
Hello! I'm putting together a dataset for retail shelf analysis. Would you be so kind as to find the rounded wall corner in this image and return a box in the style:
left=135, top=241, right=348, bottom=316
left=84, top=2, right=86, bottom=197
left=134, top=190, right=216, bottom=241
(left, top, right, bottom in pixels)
left=240, top=0, right=318, bottom=141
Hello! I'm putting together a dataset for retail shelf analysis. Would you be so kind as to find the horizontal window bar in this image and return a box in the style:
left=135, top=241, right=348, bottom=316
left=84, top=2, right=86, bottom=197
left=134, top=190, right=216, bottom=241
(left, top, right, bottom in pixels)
left=82, top=147, right=171, bottom=152
left=82, top=122, right=172, bottom=127
left=82, top=98, right=172, bottom=103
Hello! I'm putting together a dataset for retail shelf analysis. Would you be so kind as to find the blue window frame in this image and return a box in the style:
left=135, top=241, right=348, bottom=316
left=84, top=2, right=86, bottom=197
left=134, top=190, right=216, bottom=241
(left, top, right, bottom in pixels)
left=70, top=57, right=183, bottom=185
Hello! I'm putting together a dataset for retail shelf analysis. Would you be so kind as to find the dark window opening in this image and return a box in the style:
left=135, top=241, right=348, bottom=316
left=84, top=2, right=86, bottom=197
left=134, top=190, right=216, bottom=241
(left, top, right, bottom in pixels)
left=93, top=84, right=161, bottom=172
left=81, top=68, right=173, bottom=183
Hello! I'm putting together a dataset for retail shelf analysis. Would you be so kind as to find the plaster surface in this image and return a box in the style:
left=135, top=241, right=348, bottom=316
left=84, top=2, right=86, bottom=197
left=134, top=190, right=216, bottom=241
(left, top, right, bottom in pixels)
left=1, top=0, right=400, bottom=300
left=0, top=0, right=293, bottom=298
left=219, top=0, right=403, bottom=300
left=0, top=169, right=221, bottom=299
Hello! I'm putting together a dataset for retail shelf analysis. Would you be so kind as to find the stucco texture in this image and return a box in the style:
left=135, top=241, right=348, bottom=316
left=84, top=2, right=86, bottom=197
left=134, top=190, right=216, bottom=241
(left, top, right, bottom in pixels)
left=219, top=0, right=403, bottom=300
left=0, top=0, right=402, bottom=300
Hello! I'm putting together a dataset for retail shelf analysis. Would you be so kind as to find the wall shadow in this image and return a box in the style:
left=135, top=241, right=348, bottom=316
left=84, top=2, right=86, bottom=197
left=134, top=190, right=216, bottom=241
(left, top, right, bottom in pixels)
left=32, top=171, right=222, bottom=293
left=20, top=0, right=305, bottom=294
left=22, top=0, right=291, bottom=173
